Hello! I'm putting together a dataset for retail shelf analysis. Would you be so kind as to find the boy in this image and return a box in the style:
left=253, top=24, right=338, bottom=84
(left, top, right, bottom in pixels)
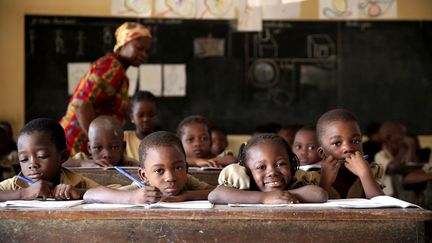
left=292, top=127, right=321, bottom=167
left=83, top=131, right=214, bottom=204
left=316, top=109, right=384, bottom=199
left=0, top=118, right=99, bottom=201
left=64, top=115, right=138, bottom=167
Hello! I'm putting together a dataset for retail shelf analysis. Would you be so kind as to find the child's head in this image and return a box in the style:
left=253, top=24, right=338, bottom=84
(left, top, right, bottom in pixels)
left=316, top=109, right=363, bottom=161
left=130, top=91, right=158, bottom=137
left=292, top=127, right=320, bottom=166
left=379, top=122, right=406, bottom=156
left=176, top=115, right=212, bottom=159
left=17, top=118, right=69, bottom=182
left=238, top=134, right=299, bottom=192
left=210, top=127, right=228, bottom=156
left=87, top=116, right=125, bottom=165
left=138, top=131, right=188, bottom=196
left=277, top=124, right=302, bottom=147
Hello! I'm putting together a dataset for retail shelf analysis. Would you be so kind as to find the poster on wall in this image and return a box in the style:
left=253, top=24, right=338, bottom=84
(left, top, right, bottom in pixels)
left=111, top=0, right=153, bottom=17
left=319, top=0, right=397, bottom=19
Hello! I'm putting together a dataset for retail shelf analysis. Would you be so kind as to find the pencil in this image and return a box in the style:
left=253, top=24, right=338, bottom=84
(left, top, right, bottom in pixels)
left=113, top=166, right=145, bottom=188
left=17, top=175, right=34, bottom=184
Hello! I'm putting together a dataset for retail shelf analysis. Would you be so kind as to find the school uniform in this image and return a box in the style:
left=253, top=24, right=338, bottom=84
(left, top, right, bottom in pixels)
left=0, top=167, right=99, bottom=191
left=123, top=130, right=141, bottom=163
left=72, top=152, right=139, bottom=166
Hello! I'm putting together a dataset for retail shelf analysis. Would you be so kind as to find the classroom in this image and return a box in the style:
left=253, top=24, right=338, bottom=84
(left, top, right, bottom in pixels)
left=1, top=0, right=432, bottom=242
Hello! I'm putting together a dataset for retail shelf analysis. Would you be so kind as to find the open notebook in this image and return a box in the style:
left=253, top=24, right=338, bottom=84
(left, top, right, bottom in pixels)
left=82, top=200, right=214, bottom=209
left=0, top=199, right=84, bottom=208
left=228, top=196, right=421, bottom=209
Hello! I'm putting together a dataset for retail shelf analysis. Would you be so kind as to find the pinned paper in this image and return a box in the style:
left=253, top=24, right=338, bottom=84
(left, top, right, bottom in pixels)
left=126, top=66, right=139, bottom=96
left=154, top=0, right=196, bottom=18
left=67, top=63, right=90, bottom=95
left=111, top=0, right=153, bottom=16
left=237, top=0, right=262, bottom=32
left=139, top=64, right=162, bottom=96
left=319, top=0, right=358, bottom=19
left=262, top=1, right=301, bottom=20
left=358, top=0, right=397, bottom=19
left=163, top=64, right=186, bottom=97
left=196, top=0, right=236, bottom=19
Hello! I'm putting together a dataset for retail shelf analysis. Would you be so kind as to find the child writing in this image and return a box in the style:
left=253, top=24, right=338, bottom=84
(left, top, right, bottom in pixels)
left=0, top=118, right=99, bottom=201
left=83, top=131, right=214, bottom=204
left=292, top=126, right=321, bottom=168
left=124, top=91, right=158, bottom=162
left=316, top=109, right=384, bottom=199
left=177, top=115, right=236, bottom=168
left=64, top=115, right=138, bottom=167
left=208, top=134, right=328, bottom=204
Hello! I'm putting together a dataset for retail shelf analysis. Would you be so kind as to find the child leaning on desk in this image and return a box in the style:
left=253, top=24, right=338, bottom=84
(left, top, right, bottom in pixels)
left=63, top=115, right=138, bottom=167
left=0, top=118, right=99, bottom=201
left=83, top=131, right=215, bottom=204
left=208, top=134, right=328, bottom=204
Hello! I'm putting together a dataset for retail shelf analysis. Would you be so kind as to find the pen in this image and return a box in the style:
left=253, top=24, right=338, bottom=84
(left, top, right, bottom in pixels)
left=114, top=166, right=145, bottom=188
left=17, top=175, right=34, bottom=184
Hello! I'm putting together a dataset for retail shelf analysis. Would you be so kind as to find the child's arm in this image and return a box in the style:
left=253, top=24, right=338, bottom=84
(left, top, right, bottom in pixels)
left=208, top=186, right=301, bottom=204
left=161, top=185, right=215, bottom=202
left=210, top=155, right=237, bottom=167
left=83, top=185, right=162, bottom=204
left=287, top=185, right=328, bottom=203
left=319, top=155, right=341, bottom=193
left=0, top=180, right=53, bottom=201
left=52, top=184, right=84, bottom=200
left=187, top=157, right=222, bottom=168
left=345, top=151, right=384, bottom=199
left=63, top=158, right=112, bottom=167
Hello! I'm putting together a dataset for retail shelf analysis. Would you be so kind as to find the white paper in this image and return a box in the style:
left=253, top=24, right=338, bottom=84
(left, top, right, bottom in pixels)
left=67, top=62, right=90, bottom=95
left=127, top=66, right=139, bottom=96
left=262, top=1, right=300, bottom=20
left=319, top=0, right=358, bottom=19
left=154, top=0, right=196, bottom=18
left=3, top=199, right=84, bottom=208
left=163, top=64, right=186, bottom=97
left=358, top=0, right=397, bottom=19
left=139, top=64, right=162, bottom=96
left=83, top=200, right=214, bottom=209
left=111, top=0, right=153, bottom=16
left=299, top=164, right=321, bottom=171
left=196, top=0, right=236, bottom=19
left=237, top=0, right=263, bottom=32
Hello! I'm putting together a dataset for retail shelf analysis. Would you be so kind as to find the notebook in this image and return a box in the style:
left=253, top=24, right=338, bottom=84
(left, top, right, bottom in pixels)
left=82, top=200, right=214, bottom=209
left=1, top=199, right=84, bottom=208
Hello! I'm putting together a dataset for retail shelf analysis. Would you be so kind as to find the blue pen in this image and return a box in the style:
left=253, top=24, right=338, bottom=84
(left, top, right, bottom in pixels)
left=17, top=175, right=34, bottom=184
left=114, top=166, right=145, bottom=188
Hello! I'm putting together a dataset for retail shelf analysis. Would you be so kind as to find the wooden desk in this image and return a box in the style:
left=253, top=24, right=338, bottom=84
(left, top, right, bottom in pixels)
left=68, top=167, right=220, bottom=186
left=0, top=206, right=431, bottom=242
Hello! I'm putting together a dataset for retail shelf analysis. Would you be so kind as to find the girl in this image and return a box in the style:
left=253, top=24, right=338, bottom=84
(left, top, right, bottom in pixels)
left=208, top=134, right=328, bottom=204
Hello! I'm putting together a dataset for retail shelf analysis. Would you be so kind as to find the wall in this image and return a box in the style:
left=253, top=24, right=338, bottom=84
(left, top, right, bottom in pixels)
left=1, top=0, right=432, bottom=138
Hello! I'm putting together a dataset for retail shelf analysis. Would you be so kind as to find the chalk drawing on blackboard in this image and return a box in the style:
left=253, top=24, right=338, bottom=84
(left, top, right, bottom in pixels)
left=154, top=0, right=196, bottom=18
left=111, top=0, right=153, bottom=16
left=76, top=31, right=85, bottom=57
left=197, top=0, right=235, bottom=19
left=67, top=63, right=90, bottom=95
left=103, top=27, right=114, bottom=53
left=55, top=29, right=66, bottom=54
left=253, top=28, right=278, bottom=58
left=139, top=64, right=162, bottom=96
left=319, top=0, right=356, bottom=19
left=163, top=64, right=186, bottom=97
left=249, top=59, right=280, bottom=88
left=193, top=35, right=225, bottom=57
left=358, top=0, right=397, bottom=18
left=307, top=34, right=336, bottom=59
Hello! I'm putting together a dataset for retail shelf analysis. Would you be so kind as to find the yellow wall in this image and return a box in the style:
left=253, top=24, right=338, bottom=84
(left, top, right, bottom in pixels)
left=1, top=0, right=432, bottom=138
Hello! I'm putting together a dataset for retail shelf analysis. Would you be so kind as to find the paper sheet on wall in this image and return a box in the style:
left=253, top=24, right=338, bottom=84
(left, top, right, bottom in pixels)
left=163, top=64, right=186, bottom=97
left=319, top=0, right=358, bottom=19
left=196, top=0, right=236, bottom=19
left=358, top=0, right=397, bottom=19
left=111, top=0, right=153, bottom=16
left=139, top=64, right=162, bottom=96
left=127, top=66, right=138, bottom=96
left=261, top=1, right=300, bottom=20
left=154, top=0, right=196, bottom=18
left=236, top=0, right=262, bottom=32
left=67, top=62, right=90, bottom=95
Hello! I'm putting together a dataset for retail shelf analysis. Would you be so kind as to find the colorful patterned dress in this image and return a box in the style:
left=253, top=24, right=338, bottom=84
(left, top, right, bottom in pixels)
left=60, top=53, right=129, bottom=156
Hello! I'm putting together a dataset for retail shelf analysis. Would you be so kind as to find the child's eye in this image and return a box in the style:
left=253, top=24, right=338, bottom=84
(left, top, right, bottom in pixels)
left=256, top=165, right=266, bottom=171
left=175, top=166, right=184, bottom=171
left=37, top=155, right=49, bottom=159
left=19, top=157, right=28, bottom=163
left=331, top=141, right=342, bottom=147
left=276, top=161, right=288, bottom=167
left=307, top=145, right=316, bottom=151
left=353, top=139, right=361, bottom=144
left=154, top=169, right=164, bottom=174
left=111, top=145, right=120, bottom=151
left=201, top=136, right=209, bottom=142
left=294, top=144, right=301, bottom=150
left=92, top=146, right=102, bottom=151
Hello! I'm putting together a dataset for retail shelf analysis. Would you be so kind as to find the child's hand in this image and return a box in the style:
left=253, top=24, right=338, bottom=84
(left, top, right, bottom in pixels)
left=261, top=190, right=300, bottom=204
left=81, top=159, right=113, bottom=167
left=128, top=186, right=162, bottom=204
left=195, top=158, right=222, bottom=168
left=20, top=180, right=53, bottom=200
left=344, top=152, right=371, bottom=178
left=159, top=193, right=187, bottom=202
left=52, top=184, right=82, bottom=200
left=320, top=155, right=341, bottom=188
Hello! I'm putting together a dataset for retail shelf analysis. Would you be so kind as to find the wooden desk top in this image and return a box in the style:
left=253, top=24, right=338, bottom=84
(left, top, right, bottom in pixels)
left=1, top=206, right=431, bottom=242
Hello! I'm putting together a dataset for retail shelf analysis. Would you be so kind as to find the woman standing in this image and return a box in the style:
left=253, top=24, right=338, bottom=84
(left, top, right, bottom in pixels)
left=61, top=22, right=152, bottom=156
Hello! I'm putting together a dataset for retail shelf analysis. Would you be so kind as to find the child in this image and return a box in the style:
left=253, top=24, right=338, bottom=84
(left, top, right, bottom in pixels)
left=316, top=109, right=384, bottom=199
left=210, top=127, right=230, bottom=156
left=124, top=91, right=158, bottom=162
left=292, top=127, right=321, bottom=167
left=177, top=115, right=236, bottom=168
left=277, top=124, right=302, bottom=147
left=208, top=134, right=328, bottom=204
left=0, top=122, right=19, bottom=180
left=64, top=116, right=138, bottom=167
left=0, top=118, right=99, bottom=201
left=84, top=131, right=214, bottom=204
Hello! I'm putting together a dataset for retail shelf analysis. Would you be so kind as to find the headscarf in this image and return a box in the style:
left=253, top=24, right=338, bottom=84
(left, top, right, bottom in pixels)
left=113, top=22, right=152, bottom=53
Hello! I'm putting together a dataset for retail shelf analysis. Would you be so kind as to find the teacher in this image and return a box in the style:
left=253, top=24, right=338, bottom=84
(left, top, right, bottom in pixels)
left=60, top=22, right=152, bottom=156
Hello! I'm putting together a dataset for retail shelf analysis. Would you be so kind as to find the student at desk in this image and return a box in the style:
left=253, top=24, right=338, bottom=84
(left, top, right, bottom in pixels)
left=0, top=118, right=99, bottom=201
left=209, top=134, right=328, bottom=204
left=291, top=126, right=321, bottom=171
left=83, top=131, right=214, bottom=204
left=64, top=116, right=138, bottom=167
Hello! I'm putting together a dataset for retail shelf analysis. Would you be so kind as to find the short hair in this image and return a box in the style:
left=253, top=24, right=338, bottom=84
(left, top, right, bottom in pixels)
left=130, top=91, right=157, bottom=111
left=238, top=133, right=299, bottom=174
left=139, top=131, right=186, bottom=168
left=88, top=115, right=124, bottom=141
left=316, top=108, right=359, bottom=145
left=176, top=115, right=211, bottom=138
left=18, top=118, right=66, bottom=151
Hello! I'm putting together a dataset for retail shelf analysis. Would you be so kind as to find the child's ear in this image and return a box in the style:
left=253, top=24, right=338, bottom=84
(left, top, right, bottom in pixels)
left=317, top=147, right=325, bottom=159
left=59, top=149, right=70, bottom=164
left=138, top=168, right=148, bottom=183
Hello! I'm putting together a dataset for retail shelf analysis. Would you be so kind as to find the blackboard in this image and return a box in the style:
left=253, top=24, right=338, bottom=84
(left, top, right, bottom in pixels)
left=25, top=16, right=432, bottom=134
